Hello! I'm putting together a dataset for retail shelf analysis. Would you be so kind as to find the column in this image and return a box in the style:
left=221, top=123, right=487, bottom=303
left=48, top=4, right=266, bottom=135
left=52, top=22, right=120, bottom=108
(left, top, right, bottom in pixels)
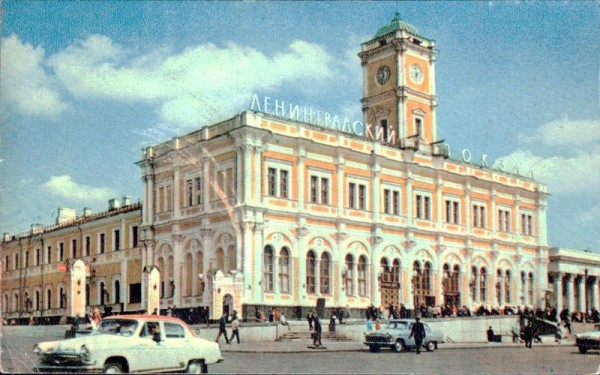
left=514, top=193, right=521, bottom=242
left=555, top=273, right=563, bottom=311
left=592, top=277, right=599, bottom=311
left=242, top=146, right=252, bottom=203
left=475, top=270, right=481, bottom=304
left=202, top=157, right=210, bottom=211
left=252, top=223, right=263, bottom=302
left=405, top=173, right=413, bottom=227
left=371, top=158, right=380, bottom=223
left=465, top=183, right=472, bottom=231
left=173, top=166, right=181, bottom=219
left=253, top=146, right=262, bottom=205
left=337, top=157, right=345, bottom=215
left=499, top=273, right=505, bottom=307
left=435, top=177, right=443, bottom=229
left=315, top=255, right=321, bottom=297
left=490, top=187, right=497, bottom=234
left=297, top=149, right=305, bottom=208
left=172, top=235, right=183, bottom=306
left=579, top=276, right=586, bottom=313
left=370, top=260, right=381, bottom=308
left=567, top=274, right=576, bottom=313
left=241, top=223, right=253, bottom=301
left=536, top=192, right=549, bottom=246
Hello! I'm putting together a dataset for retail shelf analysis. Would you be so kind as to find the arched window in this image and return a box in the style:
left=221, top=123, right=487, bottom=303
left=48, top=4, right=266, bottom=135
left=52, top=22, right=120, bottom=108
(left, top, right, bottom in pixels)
left=100, top=282, right=105, bottom=305
left=520, top=271, right=526, bottom=300
left=227, top=245, right=236, bottom=273
left=35, top=290, right=40, bottom=310
left=528, top=272, right=534, bottom=305
left=496, top=269, right=503, bottom=305
left=3, top=294, right=8, bottom=313
left=263, top=246, right=274, bottom=292
left=167, top=255, right=174, bottom=297
left=471, top=266, right=478, bottom=301
left=504, top=270, right=511, bottom=304
left=196, top=251, right=204, bottom=296
left=392, top=259, right=401, bottom=283
left=452, top=265, right=460, bottom=293
left=184, top=253, right=193, bottom=297
left=59, top=287, right=64, bottom=309
left=320, top=253, right=331, bottom=295
left=380, top=258, right=390, bottom=283
left=157, top=257, right=165, bottom=298
left=47, top=289, right=52, bottom=309
left=25, top=292, right=30, bottom=311
left=306, top=251, right=316, bottom=294
left=358, top=256, right=367, bottom=297
left=216, top=248, right=225, bottom=273
left=480, top=268, right=487, bottom=302
left=13, top=293, right=19, bottom=312
left=423, top=262, right=432, bottom=295
left=279, top=248, right=290, bottom=293
left=345, top=254, right=354, bottom=296
left=114, top=280, right=120, bottom=304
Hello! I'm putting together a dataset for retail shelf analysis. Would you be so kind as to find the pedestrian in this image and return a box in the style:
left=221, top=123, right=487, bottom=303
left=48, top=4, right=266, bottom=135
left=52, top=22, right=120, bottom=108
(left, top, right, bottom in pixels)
left=564, top=315, right=572, bottom=334
left=409, top=317, right=426, bottom=354
left=487, top=326, right=495, bottom=342
left=268, top=309, right=274, bottom=323
left=366, top=317, right=373, bottom=331
left=523, top=320, right=534, bottom=349
left=166, top=306, right=172, bottom=316
left=312, top=315, right=322, bottom=347
left=307, top=311, right=314, bottom=331
left=280, top=313, right=291, bottom=331
left=273, top=308, right=279, bottom=322
left=512, top=324, right=520, bottom=343
left=91, top=308, right=102, bottom=330
left=215, top=313, right=231, bottom=344
left=229, top=317, right=240, bottom=344
left=554, top=323, right=563, bottom=344
left=329, top=312, right=336, bottom=332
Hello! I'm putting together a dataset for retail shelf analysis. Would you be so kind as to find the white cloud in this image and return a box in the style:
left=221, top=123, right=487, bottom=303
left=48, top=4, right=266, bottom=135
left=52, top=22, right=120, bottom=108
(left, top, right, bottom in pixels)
left=519, top=117, right=600, bottom=147
left=43, top=175, right=116, bottom=202
left=47, top=35, right=334, bottom=127
left=0, top=34, right=68, bottom=116
left=493, top=149, right=600, bottom=195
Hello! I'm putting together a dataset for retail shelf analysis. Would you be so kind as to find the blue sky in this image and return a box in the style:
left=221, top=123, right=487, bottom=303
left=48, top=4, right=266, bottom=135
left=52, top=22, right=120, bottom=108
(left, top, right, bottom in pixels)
left=1, top=1, right=599, bottom=251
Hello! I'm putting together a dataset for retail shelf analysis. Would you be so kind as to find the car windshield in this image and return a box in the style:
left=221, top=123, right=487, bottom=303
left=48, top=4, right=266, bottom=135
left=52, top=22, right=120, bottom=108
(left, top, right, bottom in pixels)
left=387, top=321, right=409, bottom=330
left=98, top=319, right=139, bottom=336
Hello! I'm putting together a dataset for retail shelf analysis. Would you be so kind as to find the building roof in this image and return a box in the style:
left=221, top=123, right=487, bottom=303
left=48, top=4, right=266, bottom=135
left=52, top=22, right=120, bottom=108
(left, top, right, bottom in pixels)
left=374, top=13, right=421, bottom=38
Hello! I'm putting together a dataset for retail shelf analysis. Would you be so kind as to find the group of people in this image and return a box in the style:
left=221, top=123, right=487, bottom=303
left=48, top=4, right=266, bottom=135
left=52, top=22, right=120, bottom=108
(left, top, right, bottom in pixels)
left=215, top=310, right=241, bottom=345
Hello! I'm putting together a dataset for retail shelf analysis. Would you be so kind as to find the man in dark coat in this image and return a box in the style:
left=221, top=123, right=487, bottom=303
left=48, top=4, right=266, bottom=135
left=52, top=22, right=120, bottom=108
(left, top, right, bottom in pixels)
left=523, top=320, right=534, bottom=349
left=409, top=317, right=426, bottom=354
left=215, top=313, right=231, bottom=344
left=312, top=315, right=322, bottom=347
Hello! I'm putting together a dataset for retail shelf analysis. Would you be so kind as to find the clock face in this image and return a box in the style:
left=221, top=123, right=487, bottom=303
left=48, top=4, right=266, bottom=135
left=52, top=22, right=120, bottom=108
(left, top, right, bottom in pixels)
left=410, top=64, right=424, bottom=84
left=376, top=65, right=391, bottom=85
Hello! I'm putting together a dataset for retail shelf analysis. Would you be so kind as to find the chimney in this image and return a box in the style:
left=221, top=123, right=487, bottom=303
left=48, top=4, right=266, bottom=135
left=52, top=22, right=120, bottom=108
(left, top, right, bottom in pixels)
left=31, top=224, right=44, bottom=235
left=108, top=198, right=121, bottom=211
left=3, top=233, right=10, bottom=242
left=83, top=207, right=93, bottom=217
left=122, top=196, right=131, bottom=207
left=56, top=208, right=76, bottom=225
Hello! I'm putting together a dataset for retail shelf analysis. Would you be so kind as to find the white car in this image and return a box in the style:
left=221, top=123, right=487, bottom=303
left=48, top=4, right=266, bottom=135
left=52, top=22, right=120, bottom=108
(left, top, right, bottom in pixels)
left=575, top=324, right=600, bottom=354
left=33, top=315, right=223, bottom=373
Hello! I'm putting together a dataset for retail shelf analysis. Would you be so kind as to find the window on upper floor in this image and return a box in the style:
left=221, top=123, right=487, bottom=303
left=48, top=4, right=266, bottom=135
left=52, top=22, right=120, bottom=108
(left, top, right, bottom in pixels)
left=415, top=193, right=431, bottom=220
left=383, top=188, right=401, bottom=215
left=348, top=181, right=367, bottom=210
left=309, top=173, right=330, bottom=205
left=521, top=212, right=534, bottom=236
left=415, top=117, right=423, bottom=138
left=99, top=233, right=105, bottom=254
left=380, top=119, right=389, bottom=142
left=114, top=229, right=120, bottom=251
left=131, top=226, right=139, bottom=248
left=186, top=179, right=193, bottom=206
left=25, top=251, right=29, bottom=267
left=267, top=166, right=290, bottom=199
left=72, top=239, right=77, bottom=258
left=35, top=248, right=40, bottom=266
left=472, top=203, right=487, bottom=228
left=85, top=236, right=91, bottom=257
left=195, top=176, right=203, bottom=205
left=59, top=242, right=64, bottom=262
left=5, top=255, right=9, bottom=271
left=498, top=208, right=511, bottom=232
left=47, top=246, right=52, bottom=264
left=444, top=198, right=460, bottom=225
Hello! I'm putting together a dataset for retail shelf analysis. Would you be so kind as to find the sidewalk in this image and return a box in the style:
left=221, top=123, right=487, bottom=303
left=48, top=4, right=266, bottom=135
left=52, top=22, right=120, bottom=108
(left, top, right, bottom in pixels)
left=218, top=335, right=575, bottom=354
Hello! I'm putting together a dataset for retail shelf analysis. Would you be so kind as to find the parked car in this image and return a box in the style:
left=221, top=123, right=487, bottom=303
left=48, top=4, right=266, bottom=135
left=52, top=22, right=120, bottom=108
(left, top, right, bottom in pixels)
left=363, top=319, right=444, bottom=352
left=575, top=324, right=600, bottom=354
left=33, top=314, right=223, bottom=373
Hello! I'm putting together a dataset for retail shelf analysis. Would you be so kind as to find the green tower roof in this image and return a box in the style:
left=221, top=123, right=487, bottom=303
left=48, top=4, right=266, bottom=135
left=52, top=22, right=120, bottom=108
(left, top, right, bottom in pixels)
left=374, top=13, right=420, bottom=38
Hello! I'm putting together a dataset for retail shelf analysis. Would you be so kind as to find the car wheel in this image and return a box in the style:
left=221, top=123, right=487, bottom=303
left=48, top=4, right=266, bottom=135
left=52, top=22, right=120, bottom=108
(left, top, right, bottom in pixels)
left=368, top=345, right=380, bottom=353
left=186, top=360, right=203, bottom=374
left=578, top=346, right=588, bottom=354
left=103, top=361, right=124, bottom=374
left=392, top=340, right=405, bottom=353
left=426, top=341, right=436, bottom=352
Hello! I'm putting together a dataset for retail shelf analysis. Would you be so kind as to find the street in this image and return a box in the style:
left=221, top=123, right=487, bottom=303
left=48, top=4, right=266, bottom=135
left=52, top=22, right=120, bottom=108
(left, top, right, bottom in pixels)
left=2, top=325, right=599, bottom=374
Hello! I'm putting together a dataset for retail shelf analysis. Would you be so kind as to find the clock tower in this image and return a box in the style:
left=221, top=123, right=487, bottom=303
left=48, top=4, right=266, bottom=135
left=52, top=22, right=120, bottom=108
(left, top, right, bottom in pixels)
left=359, top=14, right=438, bottom=147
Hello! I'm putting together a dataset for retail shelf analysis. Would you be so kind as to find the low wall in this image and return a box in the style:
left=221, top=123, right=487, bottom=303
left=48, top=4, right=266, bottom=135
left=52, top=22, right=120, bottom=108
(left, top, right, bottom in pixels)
left=336, top=316, right=519, bottom=343
left=193, top=322, right=278, bottom=342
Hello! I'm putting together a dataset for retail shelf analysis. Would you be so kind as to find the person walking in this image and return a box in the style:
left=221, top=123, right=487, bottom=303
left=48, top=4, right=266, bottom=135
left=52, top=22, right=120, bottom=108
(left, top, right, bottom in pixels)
left=280, top=313, right=291, bottom=331
left=523, top=320, right=534, bottom=349
left=409, top=317, right=426, bottom=354
left=312, top=315, right=322, bottom=347
left=307, top=311, right=314, bottom=331
left=229, top=317, right=240, bottom=344
left=215, top=313, right=231, bottom=344
left=91, top=308, right=102, bottom=330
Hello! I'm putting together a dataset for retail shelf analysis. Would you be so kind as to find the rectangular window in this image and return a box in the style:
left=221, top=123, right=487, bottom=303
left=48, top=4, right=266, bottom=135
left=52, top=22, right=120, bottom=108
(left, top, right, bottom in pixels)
left=498, top=209, right=511, bottom=232
left=72, top=239, right=77, bottom=258
left=114, top=230, right=120, bottom=251
left=521, top=213, right=533, bottom=235
left=380, top=119, right=388, bottom=142
left=393, top=191, right=400, bottom=215
left=5, top=256, right=8, bottom=271
left=444, top=199, right=460, bottom=224
left=158, top=187, right=164, bottom=213
left=310, top=176, right=318, bottom=203
left=195, top=177, right=203, bottom=205
left=472, top=204, right=487, bottom=228
left=132, top=226, right=139, bottom=248
left=100, top=233, right=105, bottom=254
left=415, top=118, right=423, bottom=137
left=166, top=185, right=173, bottom=210
left=280, top=170, right=288, bottom=198
left=415, top=193, right=431, bottom=220
left=383, top=189, right=391, bottom=213
left=358, top=262, right=366, bottom=297
left=358, top=184, right=366, bottom=210
left=187, top=179, right=193, bottom=206
left=25, top=251, right=29, bottom=267
left=36, top=248, right=40, bottom=266
left=47, top=246, right=52, bottom=264
left=85, top=236, right=91, bottom=256
left=15, top=253, right=19, bottom=269
left=268, top=168, right=277, bottom=196
left=59, top=242, right=64, bottom=261
left=321, top=177, right=329, bottom=205
left=349, top=183, right=356, bottom=208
